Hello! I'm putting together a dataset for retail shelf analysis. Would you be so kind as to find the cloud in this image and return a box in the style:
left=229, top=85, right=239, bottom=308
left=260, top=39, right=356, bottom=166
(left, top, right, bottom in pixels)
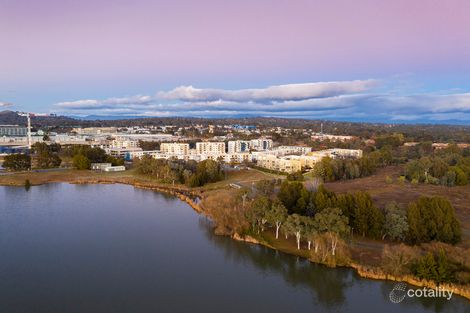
left=158, top=80, right=377, bottom=103
left=0, top=101, right=14, bottom=107
left=56, top=95, right=153, bottom=109
left=52, top=81, right=470, bottom=123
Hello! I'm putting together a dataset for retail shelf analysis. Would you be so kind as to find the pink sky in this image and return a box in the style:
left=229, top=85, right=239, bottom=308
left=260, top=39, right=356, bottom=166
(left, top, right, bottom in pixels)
left=1, top=0, right=470, bottom=121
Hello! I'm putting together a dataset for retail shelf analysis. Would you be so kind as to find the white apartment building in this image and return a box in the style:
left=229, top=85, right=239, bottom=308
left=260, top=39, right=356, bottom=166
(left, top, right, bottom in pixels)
left=311, top=133, right=355, bottom=142
left=255, top=148, right=363, bottom=173
left=222, top=153, right=254, bottom=164
left=250, top=138, right=273, bottom=151
left=111, top=139, right=140, bottom=149
left=256, top=154, right=302, bottom=173
left=323, top=148, right=363, bottom=159
left=275, top=146, right=312, bottom=155
left=160, top=143, right=190, bottom=155
left=227, top=140, right=251, bottom=153
left=196, top=142, right=225, bottom=155
left=106, top=147, right=142, bottom=158
left=72, top=127, right=117, bottom=135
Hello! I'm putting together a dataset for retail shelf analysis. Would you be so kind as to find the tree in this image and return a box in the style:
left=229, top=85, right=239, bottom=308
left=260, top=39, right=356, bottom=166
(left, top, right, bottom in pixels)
left=407, top=196, right=461, bottom=244
left=32, top=142, right=62, bottom=169
left=303, top=218, right=318, bottom=251
left=313, top=157, right=335, bottom=182
left=413, top=249, right=454, bottom=283
left=383, top=202, right=408, bottom=241
left=277, top=181, right=308, bottom=214
left=353, top=191, right=384, bottom=238
left=246, top=196, right=270, bottom=233
left=285, top=214, right=310, bottom=250
left=265, top=199, right=288, bottom=239
left=255, top=179, right=275, bottom=197
left=314, top=207, right=350, bottom=256
left=73, top=154, right=91, bottom=170
left=3, top=153, right=31, bottom=171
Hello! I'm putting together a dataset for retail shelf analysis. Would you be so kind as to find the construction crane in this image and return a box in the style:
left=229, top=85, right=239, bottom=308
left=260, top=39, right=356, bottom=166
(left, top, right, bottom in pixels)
left=18, top=112, right=32, bottom=149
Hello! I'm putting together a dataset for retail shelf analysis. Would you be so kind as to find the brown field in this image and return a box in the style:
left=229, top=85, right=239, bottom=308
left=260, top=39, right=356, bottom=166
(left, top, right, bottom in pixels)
left=325, top=165, right=470, bottom=242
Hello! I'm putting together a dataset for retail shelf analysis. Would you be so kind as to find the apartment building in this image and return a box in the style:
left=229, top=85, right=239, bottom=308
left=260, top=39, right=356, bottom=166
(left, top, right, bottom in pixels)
left=323, top=148, right=363, bottom=159
left=72, top=127, right=117, bottom=135
left=196, top=142, right=226, bottom=155
left=256, top=154, right=302, bottom=173
left=250, top=138, right=273, bottom=151
left=111, top=139, right=140, bottom=149
left=0, top=125, right=27, bottom=136
left=275, top=146, right=312, bottom=155
left=227, top=140, right=251, bottom=153
left=160, top=143, right=190, bottom=155
left=311, top=133, right=355, bottom=142
left=222, top=153, right=254, bottom=164
left=106, top=147, right=142, bottom=158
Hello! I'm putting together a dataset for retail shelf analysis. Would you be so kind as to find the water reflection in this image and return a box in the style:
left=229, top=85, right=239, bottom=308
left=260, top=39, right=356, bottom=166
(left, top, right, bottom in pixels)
left=197, top=217, right=352, bottom=309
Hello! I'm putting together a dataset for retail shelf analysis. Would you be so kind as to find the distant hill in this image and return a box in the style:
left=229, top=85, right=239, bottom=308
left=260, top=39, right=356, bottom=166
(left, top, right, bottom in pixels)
left=1, top=110, right=470, bottom=143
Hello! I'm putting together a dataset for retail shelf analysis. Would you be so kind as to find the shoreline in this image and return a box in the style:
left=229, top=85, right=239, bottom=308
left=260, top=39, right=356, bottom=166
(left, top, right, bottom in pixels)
left=1, top=176, right=469, bottom=301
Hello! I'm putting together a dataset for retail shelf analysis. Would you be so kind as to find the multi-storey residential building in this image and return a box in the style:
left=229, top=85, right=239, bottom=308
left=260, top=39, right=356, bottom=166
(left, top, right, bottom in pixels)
left=196, top=142, right=225, bottom=155
left=227, top=140, right=251, bottom=153
left=222, top=153, right=254, bottom=164
left=255, top=148, right=363, bottom=173
left=160, top=143, right=190, bottom=155
left=0, top=125, right=27, bottom=136
left=311, top=133, right=355, bottom=142
left=111, top=139, right=140, bottom=149
left=106, top=147, right=142, bottom=158
left=250, top=138, right=273, bottom=151
left=322, top=148, right=363, bottom=159
left=72, top=127, right=117, bottom=135
left=256, top=154, right=302, bottom=173
left=274, top=146, right=312, bottom=155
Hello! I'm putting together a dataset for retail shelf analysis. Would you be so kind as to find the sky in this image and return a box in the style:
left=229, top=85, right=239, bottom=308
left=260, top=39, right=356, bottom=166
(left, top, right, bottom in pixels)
left=1, top=0, right=470, bottom=123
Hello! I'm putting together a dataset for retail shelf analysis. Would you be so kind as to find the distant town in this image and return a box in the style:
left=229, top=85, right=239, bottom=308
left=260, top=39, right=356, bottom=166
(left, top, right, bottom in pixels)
left=0, top=116, right=365, bottom=173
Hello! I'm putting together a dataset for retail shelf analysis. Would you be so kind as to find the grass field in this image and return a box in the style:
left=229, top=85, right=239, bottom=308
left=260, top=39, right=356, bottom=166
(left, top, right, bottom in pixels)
left=324, top=165, right=470, bottom=242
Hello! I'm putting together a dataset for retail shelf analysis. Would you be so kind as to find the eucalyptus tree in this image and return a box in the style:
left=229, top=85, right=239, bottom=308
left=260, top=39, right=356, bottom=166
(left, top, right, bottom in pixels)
left=314, top=207, right=350, bottom=256
left=285, top=214, right=311, bottom=250
left=247, top=196, right=270, bottom=233
left=383, top=202, right=408, bottom=241
left=265, top=199, right=288, bottom=239
left=304, top=219, right=319, bottom=251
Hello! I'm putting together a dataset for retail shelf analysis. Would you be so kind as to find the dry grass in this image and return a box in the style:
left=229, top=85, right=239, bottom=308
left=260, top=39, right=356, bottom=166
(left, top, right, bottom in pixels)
left=325, top=165, right=470, bottom=241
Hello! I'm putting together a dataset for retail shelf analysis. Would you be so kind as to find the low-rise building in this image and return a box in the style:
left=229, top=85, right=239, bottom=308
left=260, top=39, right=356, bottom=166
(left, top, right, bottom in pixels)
left=91, top=163, right=112, bottom=171
left=103, top=165, right=126, bottom=172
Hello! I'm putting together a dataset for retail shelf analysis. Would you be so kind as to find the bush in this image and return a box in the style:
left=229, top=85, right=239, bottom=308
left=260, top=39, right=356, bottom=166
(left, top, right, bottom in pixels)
left=412, top=250, right=455, bottom=283
left=73, top=154, right=91, bottom=170
left=3, top=154, right=31, bottom=171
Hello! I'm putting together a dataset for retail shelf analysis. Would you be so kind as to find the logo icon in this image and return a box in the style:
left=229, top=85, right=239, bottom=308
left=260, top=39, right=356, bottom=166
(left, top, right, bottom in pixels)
left=389, top=282, right=407, bottom=303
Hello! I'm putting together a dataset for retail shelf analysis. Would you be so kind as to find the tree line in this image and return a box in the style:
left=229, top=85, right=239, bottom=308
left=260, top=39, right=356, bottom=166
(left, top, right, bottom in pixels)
left=246, top=179, right=461, bottom=246
left=404, top=146, right=470, bottom=186
left=135, top=156, right=224, bottom=187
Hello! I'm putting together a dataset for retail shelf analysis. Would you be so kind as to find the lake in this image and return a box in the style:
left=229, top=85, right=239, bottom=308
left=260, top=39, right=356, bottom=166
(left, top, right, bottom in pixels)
left=0, top=184, right=468, bottom=313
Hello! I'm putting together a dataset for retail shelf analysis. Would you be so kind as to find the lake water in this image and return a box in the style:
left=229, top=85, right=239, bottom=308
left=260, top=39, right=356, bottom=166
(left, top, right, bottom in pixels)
left=0, top=184, right=468, bottom=313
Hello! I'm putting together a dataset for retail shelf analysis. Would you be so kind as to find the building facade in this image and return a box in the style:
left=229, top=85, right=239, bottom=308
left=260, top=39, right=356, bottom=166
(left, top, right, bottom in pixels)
left=0, top=125, right=27, bottom=136
left=160, top=143, right=190, bottom=155
left=227, top=140, right=251, bottom=153
left=196, top=142, right=225, bottom=155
